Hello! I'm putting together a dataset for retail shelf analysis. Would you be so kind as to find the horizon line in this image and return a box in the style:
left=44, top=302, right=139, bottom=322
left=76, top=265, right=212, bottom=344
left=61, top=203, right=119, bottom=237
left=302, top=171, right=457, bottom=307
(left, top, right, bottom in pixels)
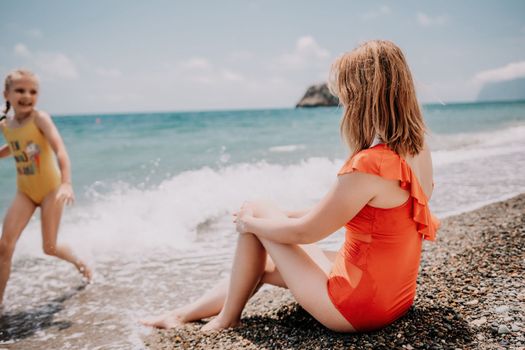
left=52, top=98, right=525, bottom=118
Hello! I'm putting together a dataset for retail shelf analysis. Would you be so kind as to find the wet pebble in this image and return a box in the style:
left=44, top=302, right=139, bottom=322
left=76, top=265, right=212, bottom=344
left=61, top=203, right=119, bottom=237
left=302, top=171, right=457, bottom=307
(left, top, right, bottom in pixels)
left=471, top=317, right=487, bottom=327
left=498, top=325, right=511, bottom=334
left=495, top=305, right=510, bottom=314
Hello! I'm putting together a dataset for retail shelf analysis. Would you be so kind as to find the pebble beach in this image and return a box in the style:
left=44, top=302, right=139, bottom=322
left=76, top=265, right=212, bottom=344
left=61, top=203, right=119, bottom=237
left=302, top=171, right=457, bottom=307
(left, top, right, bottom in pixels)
left=144, top=194, right=525, bottom=350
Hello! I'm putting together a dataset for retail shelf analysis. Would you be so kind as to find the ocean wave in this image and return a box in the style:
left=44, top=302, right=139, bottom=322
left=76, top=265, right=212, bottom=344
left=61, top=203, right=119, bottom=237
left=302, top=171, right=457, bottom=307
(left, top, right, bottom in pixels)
left=268, top=144, right=306, bottom=153
left=430, top=124, right=525, bottom=167
left=429, top=123, right=525, bottom=151
left=14, top=158, right=340, bottom=258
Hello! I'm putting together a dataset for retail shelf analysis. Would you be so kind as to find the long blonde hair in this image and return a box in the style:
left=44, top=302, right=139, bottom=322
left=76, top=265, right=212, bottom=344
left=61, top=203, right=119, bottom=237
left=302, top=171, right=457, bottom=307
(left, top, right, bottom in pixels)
left=329, top=40, right=425, bottom=157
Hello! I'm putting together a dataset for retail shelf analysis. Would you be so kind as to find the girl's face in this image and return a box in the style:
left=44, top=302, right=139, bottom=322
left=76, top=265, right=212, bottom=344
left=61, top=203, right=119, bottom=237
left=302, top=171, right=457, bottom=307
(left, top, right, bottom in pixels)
left=4, top=76, right=39, bottom=116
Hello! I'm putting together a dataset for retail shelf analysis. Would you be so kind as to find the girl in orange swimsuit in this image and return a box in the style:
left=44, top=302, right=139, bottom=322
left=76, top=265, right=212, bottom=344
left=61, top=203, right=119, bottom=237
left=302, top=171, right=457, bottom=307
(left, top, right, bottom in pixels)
left=0, top=69, right=92, bottom=307
left=143, top=40, right=439, bottom=333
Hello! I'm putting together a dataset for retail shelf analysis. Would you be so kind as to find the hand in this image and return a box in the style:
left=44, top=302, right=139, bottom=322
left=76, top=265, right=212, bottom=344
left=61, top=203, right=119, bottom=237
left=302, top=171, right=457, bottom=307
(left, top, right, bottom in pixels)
left=238, top=200, right=258, bottom=213
left=56, top=182, right=75, bottom=205
left=233, top=202, right=254, bottom=234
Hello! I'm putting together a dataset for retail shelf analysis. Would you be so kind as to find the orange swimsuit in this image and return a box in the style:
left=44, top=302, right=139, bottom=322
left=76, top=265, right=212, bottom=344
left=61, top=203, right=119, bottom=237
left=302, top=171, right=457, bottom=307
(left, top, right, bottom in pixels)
left=327, top=144, right=439, bottom=332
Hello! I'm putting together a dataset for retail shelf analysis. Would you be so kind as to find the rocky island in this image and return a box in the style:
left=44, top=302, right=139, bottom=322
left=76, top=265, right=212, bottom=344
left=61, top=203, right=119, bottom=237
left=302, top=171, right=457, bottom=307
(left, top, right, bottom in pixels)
left=295, top=83, right=339, bottom=107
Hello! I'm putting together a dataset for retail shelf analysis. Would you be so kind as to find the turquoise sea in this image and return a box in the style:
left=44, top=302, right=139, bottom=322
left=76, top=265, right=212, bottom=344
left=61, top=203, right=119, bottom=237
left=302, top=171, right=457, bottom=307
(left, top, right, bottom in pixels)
left=0, top=101, right=524, bottom=349
left=2, top=101, right=525, bottom=215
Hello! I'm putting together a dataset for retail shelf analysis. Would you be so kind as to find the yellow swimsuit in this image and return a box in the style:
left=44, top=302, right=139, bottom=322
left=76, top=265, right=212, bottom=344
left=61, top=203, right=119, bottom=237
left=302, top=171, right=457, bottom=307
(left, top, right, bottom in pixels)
left=1, top=116, right=61, bottom=205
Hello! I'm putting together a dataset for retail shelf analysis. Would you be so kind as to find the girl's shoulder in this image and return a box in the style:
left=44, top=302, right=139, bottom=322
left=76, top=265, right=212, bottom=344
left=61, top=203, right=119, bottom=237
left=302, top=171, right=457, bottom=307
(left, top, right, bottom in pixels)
left=33, top=110, right=55, bottom=129
left=34, top=109, right=52, bottom=122
left=338, top=144, right=393, bottom=176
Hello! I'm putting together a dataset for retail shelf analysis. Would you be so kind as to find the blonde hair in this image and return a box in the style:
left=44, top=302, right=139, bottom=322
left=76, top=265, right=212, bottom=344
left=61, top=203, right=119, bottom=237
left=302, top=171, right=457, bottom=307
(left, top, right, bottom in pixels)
left=3, top=69, right=39, bottom=116
left=329, top=40, right=425, bottom=157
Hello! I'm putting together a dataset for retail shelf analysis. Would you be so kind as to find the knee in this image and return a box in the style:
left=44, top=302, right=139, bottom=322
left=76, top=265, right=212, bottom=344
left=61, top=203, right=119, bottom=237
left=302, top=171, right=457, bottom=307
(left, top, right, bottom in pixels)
left=0, top=240, right=16, bottom=260
left=237, top=232, right=261, bottom=245
left=249, top=199, right=275, bottom=207
left=244, top=200, right=282, bottom=218
left=42, top=244, right=57, bottom=256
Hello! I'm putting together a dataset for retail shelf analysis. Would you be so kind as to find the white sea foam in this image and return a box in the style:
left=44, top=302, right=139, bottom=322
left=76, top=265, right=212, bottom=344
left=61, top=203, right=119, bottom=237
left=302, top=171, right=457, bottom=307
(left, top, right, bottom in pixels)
left=15, top=158, right=341, bottom=258
left=269, top=144, right=306, bottom=152
left=430, top=124, right=525, bottom=166
left=428, top=124, right=525, bottom=150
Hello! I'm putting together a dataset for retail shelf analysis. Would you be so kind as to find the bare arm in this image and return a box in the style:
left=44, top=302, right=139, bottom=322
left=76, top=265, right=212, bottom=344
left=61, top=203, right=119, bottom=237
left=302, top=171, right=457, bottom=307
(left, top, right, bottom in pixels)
left=0, top=119, right=9, bottom=158
left=34, top=111, right=72, bottom=183
left=34, top=111, right=75, bottom=204
left=0, top=144, right=10, bottom=158
left=284, top=208, right=311, bottom=218
left=240, top=172, right=379, bottom=244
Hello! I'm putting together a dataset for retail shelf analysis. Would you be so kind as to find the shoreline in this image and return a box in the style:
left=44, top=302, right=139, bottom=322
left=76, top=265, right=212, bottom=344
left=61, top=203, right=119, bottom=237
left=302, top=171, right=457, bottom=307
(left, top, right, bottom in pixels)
left=144, top=193, right=525, bottom=350
left=435, top=191, right=525, bottom=219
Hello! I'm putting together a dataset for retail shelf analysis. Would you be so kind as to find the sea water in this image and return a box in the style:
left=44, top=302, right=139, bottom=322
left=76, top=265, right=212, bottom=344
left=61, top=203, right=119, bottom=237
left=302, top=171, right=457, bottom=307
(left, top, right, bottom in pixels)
left=0, top=101, right=524, bottom=349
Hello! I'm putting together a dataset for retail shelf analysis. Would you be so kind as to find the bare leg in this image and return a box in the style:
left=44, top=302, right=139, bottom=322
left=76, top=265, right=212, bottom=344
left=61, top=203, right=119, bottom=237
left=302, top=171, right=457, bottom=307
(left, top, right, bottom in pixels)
left=202, top=202, right=355, bottom=332
left=200, top=229, right=268, bottom=330
left=0, top=192, right=37, bottom=305
left=141, top=231, right=279, bottom=329
left=141, top=202, right=337, bottom=330
left=141, top=249, right=336, bottom=329
left=257, top=237, right=354, bottom=332
left=141, top=279, right=230, bottom=328
left=40, top=189, right=92, bottom=281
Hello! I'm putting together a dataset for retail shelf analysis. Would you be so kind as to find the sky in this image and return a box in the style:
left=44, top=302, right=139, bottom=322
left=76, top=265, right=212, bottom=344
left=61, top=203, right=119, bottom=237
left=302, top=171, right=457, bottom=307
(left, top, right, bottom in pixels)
left=1, top=0, right=524, bottom=115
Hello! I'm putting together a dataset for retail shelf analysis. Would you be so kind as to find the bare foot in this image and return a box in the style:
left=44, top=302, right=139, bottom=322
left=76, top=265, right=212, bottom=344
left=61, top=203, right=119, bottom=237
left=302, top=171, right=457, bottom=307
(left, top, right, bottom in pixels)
left=140, top=311, right=186, bottom=329
left=200, top=316, right=239, bottom=332
left=77, top=261, right=93, bottom=283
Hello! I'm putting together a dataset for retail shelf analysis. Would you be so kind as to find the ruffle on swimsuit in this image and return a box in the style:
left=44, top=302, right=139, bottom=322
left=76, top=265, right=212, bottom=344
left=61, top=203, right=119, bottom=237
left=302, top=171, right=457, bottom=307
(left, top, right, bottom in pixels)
left=338, top=143, right=439, bottom=240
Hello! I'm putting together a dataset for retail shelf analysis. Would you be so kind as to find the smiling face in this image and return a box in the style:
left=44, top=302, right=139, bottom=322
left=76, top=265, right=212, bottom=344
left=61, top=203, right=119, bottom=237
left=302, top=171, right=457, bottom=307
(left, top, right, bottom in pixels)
left=4, top=73, right=39, bottom=116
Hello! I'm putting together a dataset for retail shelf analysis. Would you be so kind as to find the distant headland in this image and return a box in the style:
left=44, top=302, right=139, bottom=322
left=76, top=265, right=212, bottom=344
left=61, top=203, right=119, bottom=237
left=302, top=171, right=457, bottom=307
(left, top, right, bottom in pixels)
left=477, top=78, right=525, bottom=102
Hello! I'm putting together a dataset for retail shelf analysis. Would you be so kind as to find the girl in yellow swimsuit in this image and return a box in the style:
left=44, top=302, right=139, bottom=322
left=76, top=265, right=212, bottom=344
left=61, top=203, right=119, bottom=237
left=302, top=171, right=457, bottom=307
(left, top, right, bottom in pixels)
left=0, top=69, right=92, bottom=307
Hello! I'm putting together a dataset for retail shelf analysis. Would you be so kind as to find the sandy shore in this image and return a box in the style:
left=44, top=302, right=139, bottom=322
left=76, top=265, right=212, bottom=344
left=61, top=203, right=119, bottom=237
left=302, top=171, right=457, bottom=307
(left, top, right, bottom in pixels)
left=143, top=194, right=525, bottom=350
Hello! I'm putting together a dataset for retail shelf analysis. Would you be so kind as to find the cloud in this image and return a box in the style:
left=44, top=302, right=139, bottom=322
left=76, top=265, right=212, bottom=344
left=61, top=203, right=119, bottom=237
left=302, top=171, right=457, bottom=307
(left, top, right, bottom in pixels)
left=220, top=69, right=244, bottom=82
left=473, top=61, right=525, bottom=85
left=278, top=36, right=330, bottom=70
left=181, top=57, right=212, bottom=70
left=296, top=36, right=330, bottom=58
left=12, top=43, right=78, bottom=80
left=100, top=92, right=142, bottom=103
left=186, top=68, right=245, bottom=85
left=189, top=75, right=215, bottom=85
left=361, top=5, right=391, bottom=20
left=36, top=53, right=78, bottom=79
left=171, top=57, right=245, bottom=85
left=416, top=12, right=448, bottom=27
left=14, top=43, right=31, bottom=57
left=227, top=50, right=254, bottom=62
left=95, top=68, right=122, bottom=78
